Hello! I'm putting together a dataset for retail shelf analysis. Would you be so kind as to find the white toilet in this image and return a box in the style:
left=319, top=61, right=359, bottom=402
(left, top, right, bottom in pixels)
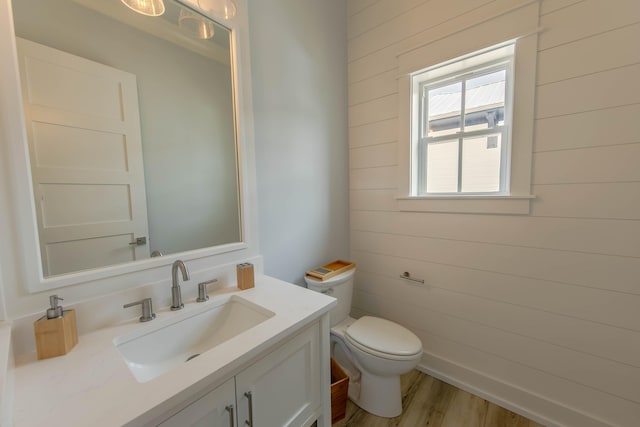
left=305, top=268, right=422, bottom=418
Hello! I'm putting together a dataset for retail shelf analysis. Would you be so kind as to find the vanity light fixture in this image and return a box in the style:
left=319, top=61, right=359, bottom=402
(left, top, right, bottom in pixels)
left=198, top=0, right=237, bottom=20
left=120, top=0, right=166, bottom=17
left=179, top=9, right=215, bottom=40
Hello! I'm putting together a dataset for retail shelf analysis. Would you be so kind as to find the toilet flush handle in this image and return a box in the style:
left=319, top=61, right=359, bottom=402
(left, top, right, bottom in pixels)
left=320, top=287, right=334, bottom=295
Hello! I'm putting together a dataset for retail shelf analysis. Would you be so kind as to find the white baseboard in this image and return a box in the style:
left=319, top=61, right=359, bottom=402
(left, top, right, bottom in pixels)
left=417, top=351, right=612, bottom=427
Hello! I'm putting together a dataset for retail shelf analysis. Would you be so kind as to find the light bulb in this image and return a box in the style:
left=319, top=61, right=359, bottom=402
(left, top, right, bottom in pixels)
left=120, top=0, right=165, bottom=17
left=198, top=0, right=236, bottom=20
left=179, top=9, right=215, bottom=40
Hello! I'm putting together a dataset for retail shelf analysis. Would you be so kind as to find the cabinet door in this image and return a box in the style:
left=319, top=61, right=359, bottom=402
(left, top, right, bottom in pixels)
left=158, top=378, right=236, bottom=427
left=236, top=323, right=320, bottom=427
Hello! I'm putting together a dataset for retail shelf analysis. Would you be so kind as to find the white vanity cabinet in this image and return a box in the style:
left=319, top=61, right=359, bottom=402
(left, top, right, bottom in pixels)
left=11, top=278, right=335, bottom=427
left=158, top=378, right=236, bottom=427
left=235, top=320, right=320, bottom=427
left=157, top=321, right=322, bottom=427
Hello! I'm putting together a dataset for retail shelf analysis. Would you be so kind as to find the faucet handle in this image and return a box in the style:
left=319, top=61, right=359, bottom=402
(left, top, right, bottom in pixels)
left=123, top=298, right=156, bottom=322
left=197, top=279, right=217, bottom=302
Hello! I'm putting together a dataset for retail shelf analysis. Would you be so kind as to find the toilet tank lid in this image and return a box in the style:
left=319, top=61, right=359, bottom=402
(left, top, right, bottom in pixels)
left=345, top=316, right=422, bottom=357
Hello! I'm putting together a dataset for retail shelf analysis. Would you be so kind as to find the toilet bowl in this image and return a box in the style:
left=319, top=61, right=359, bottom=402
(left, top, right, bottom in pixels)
left=305, top=268, right=422, bottom=418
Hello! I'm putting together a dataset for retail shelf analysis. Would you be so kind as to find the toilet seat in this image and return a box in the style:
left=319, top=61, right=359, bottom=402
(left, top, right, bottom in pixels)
left=345, top=316, right=422, bottom=361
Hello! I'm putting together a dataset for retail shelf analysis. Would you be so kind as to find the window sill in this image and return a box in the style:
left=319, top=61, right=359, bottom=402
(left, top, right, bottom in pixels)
left=396, top=194, right=535, bottom=215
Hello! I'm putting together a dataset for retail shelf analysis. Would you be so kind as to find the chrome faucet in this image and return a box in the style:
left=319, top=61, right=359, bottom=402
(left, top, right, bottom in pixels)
left=170, top=260, right=189, bottom=310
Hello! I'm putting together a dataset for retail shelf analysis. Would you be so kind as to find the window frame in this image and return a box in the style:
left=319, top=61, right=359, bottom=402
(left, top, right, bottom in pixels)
left=415, top=55, right=514, bottom=195
left=396, top=29, right=539, bottom=215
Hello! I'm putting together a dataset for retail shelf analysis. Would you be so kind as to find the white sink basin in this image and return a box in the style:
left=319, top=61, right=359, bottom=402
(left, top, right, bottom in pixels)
left=114, top=295, right=274, bottom=383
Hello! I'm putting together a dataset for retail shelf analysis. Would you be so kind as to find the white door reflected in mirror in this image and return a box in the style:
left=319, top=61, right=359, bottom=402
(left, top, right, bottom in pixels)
left=17, top=38, right=151, bottom=276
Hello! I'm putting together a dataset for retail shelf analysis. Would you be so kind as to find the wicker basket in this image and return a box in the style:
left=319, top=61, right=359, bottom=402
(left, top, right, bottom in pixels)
left=330, top=358, right=349, bottom=423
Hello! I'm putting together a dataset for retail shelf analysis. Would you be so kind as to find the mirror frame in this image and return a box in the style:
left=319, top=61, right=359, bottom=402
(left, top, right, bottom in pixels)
left=0, top=0, right=258, bottom=293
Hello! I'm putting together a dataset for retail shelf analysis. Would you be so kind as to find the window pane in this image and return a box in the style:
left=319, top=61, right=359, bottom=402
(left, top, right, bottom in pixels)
left=464, top=70, right=505, bottom=131
left=427, top=82, right=461, bottom=137
left=426, top=140, right=459, bottom=193
left=460, top=134, right=502, bottom=192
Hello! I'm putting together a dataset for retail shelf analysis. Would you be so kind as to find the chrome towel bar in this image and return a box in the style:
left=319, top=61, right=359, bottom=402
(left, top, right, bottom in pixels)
left=400, top=271, right=424, bottom=284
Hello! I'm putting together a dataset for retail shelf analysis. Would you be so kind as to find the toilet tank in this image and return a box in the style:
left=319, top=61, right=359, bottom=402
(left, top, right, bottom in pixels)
left=305, top=269, right=355, bottom=327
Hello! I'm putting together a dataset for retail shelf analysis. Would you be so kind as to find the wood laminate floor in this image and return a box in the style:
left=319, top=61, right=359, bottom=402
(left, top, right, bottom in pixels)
left=332, top=370, right=544, bottom=427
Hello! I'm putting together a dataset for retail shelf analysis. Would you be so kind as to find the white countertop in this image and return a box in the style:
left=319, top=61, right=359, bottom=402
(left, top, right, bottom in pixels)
left=12, top=276, right=335, bottom=427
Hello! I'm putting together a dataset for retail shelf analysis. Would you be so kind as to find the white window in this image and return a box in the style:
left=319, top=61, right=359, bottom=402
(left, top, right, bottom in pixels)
left=396, top=30, right=538, bottom=215
left=411, top=44, right=514, bottom=195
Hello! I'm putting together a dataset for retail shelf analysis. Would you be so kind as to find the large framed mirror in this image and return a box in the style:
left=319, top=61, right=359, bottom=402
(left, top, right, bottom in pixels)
left=3, top=0, right=253, bottom=292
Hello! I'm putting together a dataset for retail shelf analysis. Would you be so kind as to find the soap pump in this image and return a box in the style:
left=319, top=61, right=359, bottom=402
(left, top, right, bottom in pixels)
left=46, top=295, right=64, bottom=319
left=34, top=294, right=78, bottom=360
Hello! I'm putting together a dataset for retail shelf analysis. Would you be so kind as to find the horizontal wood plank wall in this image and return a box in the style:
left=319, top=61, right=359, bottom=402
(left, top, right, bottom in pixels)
left=346, top=0, right=640, bottom=426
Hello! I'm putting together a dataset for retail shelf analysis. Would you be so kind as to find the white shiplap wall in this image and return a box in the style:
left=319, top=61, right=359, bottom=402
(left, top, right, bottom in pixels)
left=347, top=0, right=640, bottom=426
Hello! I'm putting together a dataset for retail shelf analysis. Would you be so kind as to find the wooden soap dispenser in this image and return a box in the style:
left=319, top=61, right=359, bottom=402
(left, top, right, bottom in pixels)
left=237, top=262, right=255, bottom=290
left=34, top=295, right=78, bottom=360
